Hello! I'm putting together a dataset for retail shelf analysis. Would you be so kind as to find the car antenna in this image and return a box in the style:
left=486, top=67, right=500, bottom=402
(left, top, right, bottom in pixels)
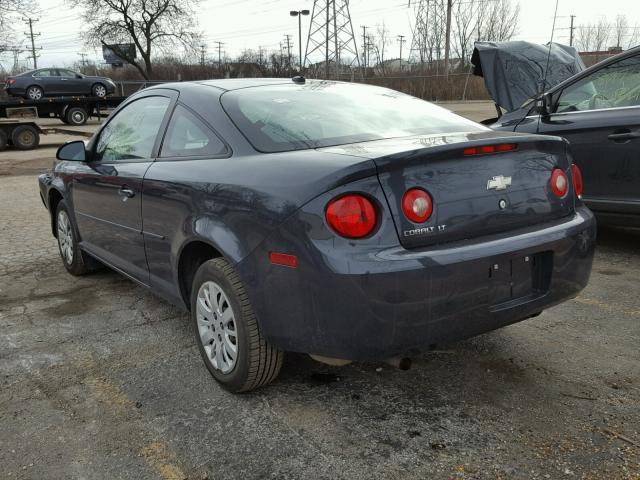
left=537, top=0, right=560, bottom=131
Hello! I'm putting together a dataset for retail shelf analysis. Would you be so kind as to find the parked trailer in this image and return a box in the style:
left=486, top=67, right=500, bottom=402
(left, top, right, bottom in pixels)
left=0, top=95, right=125, bottom=126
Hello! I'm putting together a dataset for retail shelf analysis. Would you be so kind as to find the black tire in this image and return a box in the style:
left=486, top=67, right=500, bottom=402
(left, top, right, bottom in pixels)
left=25, top=85, right=44, bottom=100
left=191, top=258, right=283, bottom=392
left=11, top=125, right=39, bottom=150
left=0, top=129, right=7, bottom=151
left=92, top=83, right=107, bottom=98
left=66, top=107, right=88, bottom=126
left=54, top=201, right=90, bottom=276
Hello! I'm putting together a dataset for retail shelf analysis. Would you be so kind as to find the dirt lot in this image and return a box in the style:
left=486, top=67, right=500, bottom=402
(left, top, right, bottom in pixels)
left=0, top=103, right=638, bottom=479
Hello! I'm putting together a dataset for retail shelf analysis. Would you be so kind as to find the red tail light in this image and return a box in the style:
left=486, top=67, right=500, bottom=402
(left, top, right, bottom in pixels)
left=325, top=194, right=377, bottom=238
left=550, top=168, right=568, bottom=197
left=463, top=143, right=517, bottom=156
left=571, top=164, right=583, bottom=198
left=6, top=78, right=16, bottom=86
left=402, top=188, right=433, bottom=223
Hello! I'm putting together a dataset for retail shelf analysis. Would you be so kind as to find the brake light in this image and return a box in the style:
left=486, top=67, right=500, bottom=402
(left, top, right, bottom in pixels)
left=402, top=188, right=433, bottom=223
left=463, top=143, right=517, bottom=156
left=6, top=78, right=16, bottom=86
left=325, top=194, right=377, bottom=238
left=571, top=164, right=583, bottom=198
left=550, top=168, right=568, bottom=197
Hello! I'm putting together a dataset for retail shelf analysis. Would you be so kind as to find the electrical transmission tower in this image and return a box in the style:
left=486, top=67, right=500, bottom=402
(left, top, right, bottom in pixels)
left=409, top=0, right=429, bottom=65
left=304, top=0, right=360, bottom=78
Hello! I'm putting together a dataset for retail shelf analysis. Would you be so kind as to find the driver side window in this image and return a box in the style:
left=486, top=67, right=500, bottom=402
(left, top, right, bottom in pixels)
left=95, top=96, right=170, bottom=162
left=556, top=55, right=640, bottom=113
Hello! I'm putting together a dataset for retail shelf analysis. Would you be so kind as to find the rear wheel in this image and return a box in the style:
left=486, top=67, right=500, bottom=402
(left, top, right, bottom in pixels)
left=11, top=125, right=39, bottom=150
left=0, top=129, right=7, bottom=151
left=92, top=83, right=107, bottom=98
left=66, top=107, right=88, bottom=125
left=191, top=258, right=283, bottom=392
left=25, top=85, right=43, bottom=100
left=55, top=201, right=90, bottom=276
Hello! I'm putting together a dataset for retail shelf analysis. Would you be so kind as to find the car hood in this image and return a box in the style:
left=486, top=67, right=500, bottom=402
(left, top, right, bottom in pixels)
left=471, top=41, right=585, bottom=112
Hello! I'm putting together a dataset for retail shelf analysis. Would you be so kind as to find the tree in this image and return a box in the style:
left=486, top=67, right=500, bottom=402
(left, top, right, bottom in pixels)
left=68, top=0, right=201, bottom=79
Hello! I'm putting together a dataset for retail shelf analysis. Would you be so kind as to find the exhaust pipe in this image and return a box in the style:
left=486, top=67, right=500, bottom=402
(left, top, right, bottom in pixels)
left=385, top=357, right=412, bottom=370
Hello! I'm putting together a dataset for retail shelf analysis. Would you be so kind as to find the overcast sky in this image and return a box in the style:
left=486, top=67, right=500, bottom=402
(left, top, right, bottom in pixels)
left=4, top=0, right=640, bottom=70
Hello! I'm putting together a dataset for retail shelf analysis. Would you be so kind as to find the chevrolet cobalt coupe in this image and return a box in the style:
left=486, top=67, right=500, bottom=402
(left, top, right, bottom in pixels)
left=38, top=79, right=595, bottom=392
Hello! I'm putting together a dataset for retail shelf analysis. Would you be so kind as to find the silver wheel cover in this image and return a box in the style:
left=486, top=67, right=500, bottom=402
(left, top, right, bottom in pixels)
left=94, top=85, right=106, bottom=97
left=196, top=281, right=238, bottom=374
left=57, top=210, right=74, bottom=264
left=28, top=87, right=42, bottom=100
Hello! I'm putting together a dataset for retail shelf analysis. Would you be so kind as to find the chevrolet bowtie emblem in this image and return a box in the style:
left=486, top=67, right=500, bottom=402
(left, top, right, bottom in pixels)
left=487, top=175, right=512, bottom=191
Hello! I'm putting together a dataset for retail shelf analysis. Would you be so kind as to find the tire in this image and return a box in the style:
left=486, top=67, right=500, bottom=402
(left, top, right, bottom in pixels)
left=92, top=83, right=107, bottom=98
left=11, top=125, right=39, bottom=150
left=25, top=85, right=44, bottom=100
left=55, top=201, right=91, bottom=276
left=0, top=129, right=7, bottom=151
left=191, top=258, right=283, bottom=392
left=66, top=107, right=88, bottom=126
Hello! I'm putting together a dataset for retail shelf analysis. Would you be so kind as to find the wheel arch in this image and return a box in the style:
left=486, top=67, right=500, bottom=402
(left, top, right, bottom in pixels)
left=176, top=239, right=225, bottom=310
left=48, top=188, right=64, bottom=237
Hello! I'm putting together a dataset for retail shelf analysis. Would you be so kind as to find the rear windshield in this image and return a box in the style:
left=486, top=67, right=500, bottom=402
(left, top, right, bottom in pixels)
left=221, top=82, right=487, bottom=153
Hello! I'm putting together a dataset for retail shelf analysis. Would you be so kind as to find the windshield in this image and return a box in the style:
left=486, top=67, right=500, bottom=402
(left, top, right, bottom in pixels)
left=221, top=82, right=487, bottom=153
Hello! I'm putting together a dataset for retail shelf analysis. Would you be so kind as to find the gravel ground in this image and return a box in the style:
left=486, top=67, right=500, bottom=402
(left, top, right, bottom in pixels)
left=0, top=102, right=638, bottom=479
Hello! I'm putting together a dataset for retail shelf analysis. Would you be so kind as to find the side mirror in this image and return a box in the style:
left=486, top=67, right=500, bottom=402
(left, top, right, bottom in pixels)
left=57, top=140, right=86, bottom=161
left=76, top=74, right=83, bottom=79
left=536, top=93, right=553, bottom=115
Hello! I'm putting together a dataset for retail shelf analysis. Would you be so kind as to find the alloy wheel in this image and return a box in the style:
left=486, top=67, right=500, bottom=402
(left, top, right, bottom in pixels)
left=57, top=210, right=74, bottom=265
left=27, top=87, right=43, bottom=100
left=94, top=85, right=106, bottom=97
left=196, top=281, right=238, bottom=374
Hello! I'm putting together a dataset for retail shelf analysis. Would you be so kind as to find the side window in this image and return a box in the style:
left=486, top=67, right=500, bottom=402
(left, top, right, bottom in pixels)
left=95, top=96, right=170, bottom=162
left=556, top=55, right=640, bottom=113
left=160, top=105, right=227, bottom=158
left=59, top=69, right=76, bottom=78
left=34, top=69, right=53, bottom=77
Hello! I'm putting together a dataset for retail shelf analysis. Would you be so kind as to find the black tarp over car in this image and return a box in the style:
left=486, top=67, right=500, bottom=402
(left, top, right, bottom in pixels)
left=471, top=41, right=585, bottom=112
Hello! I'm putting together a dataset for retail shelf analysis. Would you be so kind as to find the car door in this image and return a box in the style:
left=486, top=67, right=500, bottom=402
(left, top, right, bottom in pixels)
left=58, top=69, right=86, bottom=95
left=32, top=69, right=58, bottom=94
left=533, top=53, right=640, bottom=214
left=72, top=92, right=175, bottom=283
left=141, top=104, right=230, bottom=303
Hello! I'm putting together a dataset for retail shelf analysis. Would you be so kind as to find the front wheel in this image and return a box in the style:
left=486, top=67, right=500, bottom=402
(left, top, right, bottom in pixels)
left=92, top=83, right=107, bottom=98
left=55, top=201, right=90, bottom=276
left=191, top=258, right=283, bottom=392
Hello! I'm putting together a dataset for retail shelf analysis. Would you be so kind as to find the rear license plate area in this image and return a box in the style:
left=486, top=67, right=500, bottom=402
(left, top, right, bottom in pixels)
left=488, top=252, right=552, bottom=307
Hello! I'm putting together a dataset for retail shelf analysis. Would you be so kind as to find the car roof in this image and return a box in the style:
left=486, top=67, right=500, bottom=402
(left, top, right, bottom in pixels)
left=146, top=77, right=342, bottom=93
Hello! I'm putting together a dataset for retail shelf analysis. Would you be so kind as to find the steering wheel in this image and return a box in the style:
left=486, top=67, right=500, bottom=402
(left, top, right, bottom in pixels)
left=588, top=93, right=613, bottom=110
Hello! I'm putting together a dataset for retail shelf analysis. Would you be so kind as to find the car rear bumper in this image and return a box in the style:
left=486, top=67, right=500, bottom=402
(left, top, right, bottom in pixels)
left=239, top=206, right=596, bottom=360
left=4, top=86, right=25, bottom=96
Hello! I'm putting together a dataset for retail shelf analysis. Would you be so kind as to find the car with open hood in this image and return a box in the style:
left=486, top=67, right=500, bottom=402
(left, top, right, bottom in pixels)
left=474, top=42, right=640, bottom=227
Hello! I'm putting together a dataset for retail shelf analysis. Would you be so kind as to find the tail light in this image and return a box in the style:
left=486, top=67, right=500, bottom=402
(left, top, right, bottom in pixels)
left=402, top=188, right=433, bottom=223
left=571, top=164, right=583, bottom=198
left=463, top=143, right=517, bottom=156
left=550, top=168, right=568, bottom=197
left=6, top=78, right=16, bottom=86
left=325, top=194, right=377, bottom=238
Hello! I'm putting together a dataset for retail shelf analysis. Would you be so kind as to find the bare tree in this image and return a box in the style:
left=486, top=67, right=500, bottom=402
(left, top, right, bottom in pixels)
left=68, top=0, right=201, bottom=79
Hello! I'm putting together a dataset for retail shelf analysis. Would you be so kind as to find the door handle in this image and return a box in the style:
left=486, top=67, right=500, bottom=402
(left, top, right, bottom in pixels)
left=118, top=187, right=135, bottom=198
left=608, top=130, right=640, bottom=142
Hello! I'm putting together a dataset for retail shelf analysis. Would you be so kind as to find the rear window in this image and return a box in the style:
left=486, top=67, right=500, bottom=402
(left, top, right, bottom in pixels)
left=221, top=82, right=487, bottom=153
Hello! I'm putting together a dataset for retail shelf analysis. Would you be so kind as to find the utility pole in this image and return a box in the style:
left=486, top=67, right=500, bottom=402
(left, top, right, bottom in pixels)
left=215, top=41, right=224, bottom=68
left=361, top=25, right=369, bottom=68
left=24, top=17, right=40, bottom=69
left=443, top=0, right=452, bottom=79
left=569, top=15, right=576, bottom=47
left=199, top=44, right=206, bottom=66
left=77, top=52, right=89, bottom=68
left=397, top=35, right=406, bottom=70
left=284, top=34, right=293, bottom=69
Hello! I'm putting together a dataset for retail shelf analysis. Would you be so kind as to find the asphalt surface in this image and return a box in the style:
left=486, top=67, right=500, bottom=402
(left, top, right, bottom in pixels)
left=0, top=103, right=639, bottom=480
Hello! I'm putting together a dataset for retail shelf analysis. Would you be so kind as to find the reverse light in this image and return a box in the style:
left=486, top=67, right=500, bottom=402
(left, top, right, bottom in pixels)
left=325, top=194, right=377, bottom=239
left=571, top=164, right=583, bottom=198
left=402, top=188, right=433, bottom=223
left=550, top=168, right=568, bottom=197
left=463, top=143, right=517, bottom=156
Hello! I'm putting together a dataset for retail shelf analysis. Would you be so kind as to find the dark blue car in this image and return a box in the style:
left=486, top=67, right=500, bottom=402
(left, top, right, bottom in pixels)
left=38, top=79, right=596, bottom=392
left=4, top=68, right=116, bottom=99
